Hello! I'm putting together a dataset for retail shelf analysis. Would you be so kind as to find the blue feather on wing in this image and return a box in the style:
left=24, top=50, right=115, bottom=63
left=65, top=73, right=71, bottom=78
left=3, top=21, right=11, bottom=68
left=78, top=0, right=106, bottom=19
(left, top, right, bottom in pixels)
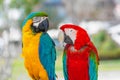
left=39, top=33, right=56, bottom=80
left=89, top=52, right=98, bottom=80
left=63, top=50, right=68, bottom=80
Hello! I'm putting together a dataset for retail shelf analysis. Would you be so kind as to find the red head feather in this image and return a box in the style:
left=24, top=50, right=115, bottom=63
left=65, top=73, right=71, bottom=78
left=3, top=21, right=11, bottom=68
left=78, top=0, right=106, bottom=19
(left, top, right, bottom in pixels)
left=60, top=24, right=90, bottom=50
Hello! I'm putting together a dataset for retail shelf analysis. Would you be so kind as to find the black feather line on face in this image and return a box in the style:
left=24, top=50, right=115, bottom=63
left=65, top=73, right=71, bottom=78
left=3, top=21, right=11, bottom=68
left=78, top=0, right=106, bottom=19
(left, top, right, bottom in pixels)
left=31, top=23, right=40, bottom=34
left=31, top=18, right=49, bottom=33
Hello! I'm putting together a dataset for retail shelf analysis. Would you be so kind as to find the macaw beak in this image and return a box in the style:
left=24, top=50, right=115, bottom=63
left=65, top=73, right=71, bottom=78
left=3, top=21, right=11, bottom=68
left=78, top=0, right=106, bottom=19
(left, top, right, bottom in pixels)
left=37, top=18, right=49, bottom=32
left=31, top=18, right=49, bottom=33
left=64, top=33, right=73, bottom=44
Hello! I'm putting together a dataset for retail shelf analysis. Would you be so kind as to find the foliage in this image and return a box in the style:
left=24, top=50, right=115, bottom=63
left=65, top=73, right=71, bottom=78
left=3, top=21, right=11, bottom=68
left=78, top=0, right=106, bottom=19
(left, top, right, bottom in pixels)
left=9, top=0, right=42, bottom=28
left=10, top=0, right=42, bottom=14
left=0, top=0, right=3, bottom=5
left=91, top=30, right=120, bottom=59
left=91, top=30, right=106, bottom=48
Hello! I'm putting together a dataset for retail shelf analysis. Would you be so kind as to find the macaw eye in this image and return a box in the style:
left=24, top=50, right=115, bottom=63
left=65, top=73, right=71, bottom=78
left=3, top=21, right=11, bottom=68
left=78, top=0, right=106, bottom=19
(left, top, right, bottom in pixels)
left=70, top=30, right=73, bottom=32
left=33, top=17, right=48, bottom=23
left=41, top=17, right=45, bottom=22
left=33, top=17, right=41, bottom=23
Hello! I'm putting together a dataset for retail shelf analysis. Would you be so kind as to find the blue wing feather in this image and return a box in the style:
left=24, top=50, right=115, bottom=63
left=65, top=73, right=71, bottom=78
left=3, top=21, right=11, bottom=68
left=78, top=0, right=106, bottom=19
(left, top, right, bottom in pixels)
left=63, top=51, right=68, bottom=80
left=39, top=33, right=56, bottom=80
left=89, top=52, right=98, bottom=80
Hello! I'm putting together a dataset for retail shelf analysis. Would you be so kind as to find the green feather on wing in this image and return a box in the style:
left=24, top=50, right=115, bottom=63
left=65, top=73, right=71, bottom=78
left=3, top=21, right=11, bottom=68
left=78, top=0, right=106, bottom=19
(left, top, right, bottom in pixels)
left=89, top=51, right=98, bottom=80
left=63, top=49, right=68, bottom=80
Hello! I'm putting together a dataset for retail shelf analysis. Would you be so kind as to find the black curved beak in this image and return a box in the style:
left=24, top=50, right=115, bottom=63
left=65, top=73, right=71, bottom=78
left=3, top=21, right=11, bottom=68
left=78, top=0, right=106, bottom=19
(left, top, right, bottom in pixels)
left=64, top=33, right=73, bottom=44
left=31, top=18, right=49, bottom=33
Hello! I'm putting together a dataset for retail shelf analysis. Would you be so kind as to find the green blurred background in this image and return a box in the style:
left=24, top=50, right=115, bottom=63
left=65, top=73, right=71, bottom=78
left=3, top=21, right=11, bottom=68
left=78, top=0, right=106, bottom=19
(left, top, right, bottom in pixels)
left=0, top=0, right=120, bottom=80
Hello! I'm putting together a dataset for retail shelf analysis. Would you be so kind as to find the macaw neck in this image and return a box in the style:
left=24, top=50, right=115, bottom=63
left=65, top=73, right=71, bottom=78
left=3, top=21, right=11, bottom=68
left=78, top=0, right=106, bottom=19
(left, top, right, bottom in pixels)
left=22, top=20, right=32, bottom=33
left=74, top=40, right=89, bottom=50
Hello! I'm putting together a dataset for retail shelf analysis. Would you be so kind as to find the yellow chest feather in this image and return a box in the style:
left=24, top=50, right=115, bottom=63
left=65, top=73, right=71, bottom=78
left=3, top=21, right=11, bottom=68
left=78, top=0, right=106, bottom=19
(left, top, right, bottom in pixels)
left=22, top=20, right=48, bottom=80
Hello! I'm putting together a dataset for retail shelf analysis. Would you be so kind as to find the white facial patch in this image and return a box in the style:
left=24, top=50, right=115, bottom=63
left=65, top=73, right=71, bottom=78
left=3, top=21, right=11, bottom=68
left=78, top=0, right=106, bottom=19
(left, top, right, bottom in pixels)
left=33, top=22, right=40, bottom=28
left=32, top=17, right=48, bottom=28
left=64, top=28, right=77, bottom=44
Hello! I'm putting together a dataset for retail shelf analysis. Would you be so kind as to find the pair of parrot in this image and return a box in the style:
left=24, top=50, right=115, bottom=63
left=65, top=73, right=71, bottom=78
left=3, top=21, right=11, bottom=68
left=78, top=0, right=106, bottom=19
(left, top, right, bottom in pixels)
left=22, top=12, right=99, bottom=80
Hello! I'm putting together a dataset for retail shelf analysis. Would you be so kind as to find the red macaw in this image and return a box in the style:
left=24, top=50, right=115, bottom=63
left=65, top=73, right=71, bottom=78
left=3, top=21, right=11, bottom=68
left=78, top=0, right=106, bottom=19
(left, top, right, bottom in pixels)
left=60, top=24, right=99, bottom=80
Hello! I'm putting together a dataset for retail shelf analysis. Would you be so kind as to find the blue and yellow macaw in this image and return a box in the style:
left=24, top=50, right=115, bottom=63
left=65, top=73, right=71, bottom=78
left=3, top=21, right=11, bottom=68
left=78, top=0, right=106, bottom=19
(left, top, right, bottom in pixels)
left=22, top=12, right=56, bottom=80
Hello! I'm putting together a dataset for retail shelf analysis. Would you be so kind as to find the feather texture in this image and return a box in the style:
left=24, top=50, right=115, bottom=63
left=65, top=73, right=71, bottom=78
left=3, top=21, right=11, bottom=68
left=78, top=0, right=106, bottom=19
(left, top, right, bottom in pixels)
left=88, top=41, right=99, bottom=80
left=89, top=52, right=98, bottom=80
left=63, top=47, right=68, bottom=80
left=39, top=33, right=56, bottom=80
left=22, top=12, right=56, bottom=80
left=22, top=19, right=49, bottom=80
left=60, top=24, right=99, bottom=80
